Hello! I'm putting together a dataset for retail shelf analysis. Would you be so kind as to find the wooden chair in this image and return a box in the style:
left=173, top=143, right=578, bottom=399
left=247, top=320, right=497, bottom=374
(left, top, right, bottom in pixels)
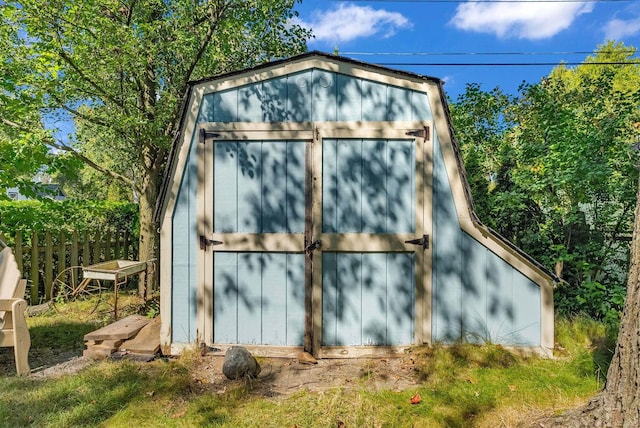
left=0, top=243, right=30, bottom=375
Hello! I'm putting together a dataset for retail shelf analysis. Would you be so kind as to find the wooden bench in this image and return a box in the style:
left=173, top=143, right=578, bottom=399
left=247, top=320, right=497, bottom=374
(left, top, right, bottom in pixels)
left=0, top=244, right=30, bottom=376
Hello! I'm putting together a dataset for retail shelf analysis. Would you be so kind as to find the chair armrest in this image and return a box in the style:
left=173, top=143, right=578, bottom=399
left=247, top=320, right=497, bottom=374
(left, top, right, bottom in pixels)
left=0, top=298, right=27, bottom=313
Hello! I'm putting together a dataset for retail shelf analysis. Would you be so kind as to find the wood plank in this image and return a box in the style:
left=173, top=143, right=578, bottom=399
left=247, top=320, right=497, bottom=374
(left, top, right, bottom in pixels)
left=30, top=232, right=38, bottom=304
left=119, top=317, right=161, bottom=354
left=45, top=232, right=52, bottom=300
left=318, top=345, right=409, bottom=359
left=84, top=315, right=150, bottom=341
left=206, top=344, right=304, bottom=358
left=304, top=139, right=313, bottom=353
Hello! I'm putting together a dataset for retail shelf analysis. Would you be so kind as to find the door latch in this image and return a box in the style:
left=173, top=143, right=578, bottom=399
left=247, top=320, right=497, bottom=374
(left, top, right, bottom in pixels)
left=305, top=239, right=322, bottom=256
left=199, top=235, right=223, bottom=251
left=405, top=234, right=429, bottom=250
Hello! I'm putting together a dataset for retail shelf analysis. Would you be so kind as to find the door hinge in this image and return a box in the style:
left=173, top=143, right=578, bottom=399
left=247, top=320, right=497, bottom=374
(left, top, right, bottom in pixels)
left=198, top=129, right=220, bottom=144
left=199, top=235, right=223, bottom=251
left=405, top=234, right=429, bottom=250
left=406, top=126, right=430, bottom=141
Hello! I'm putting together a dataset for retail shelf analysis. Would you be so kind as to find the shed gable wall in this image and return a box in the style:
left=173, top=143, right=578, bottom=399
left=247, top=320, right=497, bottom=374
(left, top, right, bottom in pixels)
left=166, top=59, right=549, bottom=350
left=170, top=68, right=433, bottom=344
left=432, top=128, right=542, bottom=345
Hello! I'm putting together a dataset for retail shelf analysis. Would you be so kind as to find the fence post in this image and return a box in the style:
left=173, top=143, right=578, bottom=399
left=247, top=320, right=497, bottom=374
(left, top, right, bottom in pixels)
left=82, top=230, right=90, bottom=266
left=104, top=230, right=112, bottom=261
left=92, top=230, right=101, bottom=264
left=30, top=232, right=39, bottom=304
left=71, top=231, right=79, bottom=268
left=114, top=230, right=121, bottom=259
left=45, top=231, right=53, bottom=301
left=123, top=230, right=130, bottom=259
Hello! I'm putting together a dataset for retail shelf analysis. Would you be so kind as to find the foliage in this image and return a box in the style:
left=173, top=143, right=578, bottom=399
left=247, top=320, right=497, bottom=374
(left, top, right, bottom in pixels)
left=1, top=0, right=311, bottom=265
left=0, top=199, right=139, bottom=243
left=450, top=41, right=640, bottom=323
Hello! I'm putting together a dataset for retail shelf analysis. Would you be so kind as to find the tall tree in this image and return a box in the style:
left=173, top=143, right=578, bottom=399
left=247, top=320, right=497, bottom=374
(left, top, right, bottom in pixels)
left=510, top=43, right=639, bottom=324
left=1, top=0, right=310, bottom=295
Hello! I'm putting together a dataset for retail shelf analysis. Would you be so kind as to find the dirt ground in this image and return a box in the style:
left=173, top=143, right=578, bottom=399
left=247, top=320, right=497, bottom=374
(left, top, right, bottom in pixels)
left=1, top=345, right=421, bottom=396
left=189, top=353, right=420, bottom=396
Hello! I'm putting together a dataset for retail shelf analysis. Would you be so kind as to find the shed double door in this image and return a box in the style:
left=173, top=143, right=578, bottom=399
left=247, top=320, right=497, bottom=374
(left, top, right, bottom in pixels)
left=198, top=122, right=431, bottom=355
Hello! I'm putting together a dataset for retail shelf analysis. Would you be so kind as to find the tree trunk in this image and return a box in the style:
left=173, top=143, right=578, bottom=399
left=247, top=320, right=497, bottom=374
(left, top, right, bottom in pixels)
left=538, top=174, right=640, bottom=427
left=137, top=171, right=160, bottom=300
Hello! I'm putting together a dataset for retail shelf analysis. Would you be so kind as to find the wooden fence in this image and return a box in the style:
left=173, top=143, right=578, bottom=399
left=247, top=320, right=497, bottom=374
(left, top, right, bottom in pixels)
left=1, top=230, right=137, bottom=304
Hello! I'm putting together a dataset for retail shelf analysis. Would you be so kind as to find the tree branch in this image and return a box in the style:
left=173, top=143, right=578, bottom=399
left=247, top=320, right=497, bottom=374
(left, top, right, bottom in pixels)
left=58, top=50, right=129, bottom=113
left=51, top=96, right=134, bottom=143
left=183, top=0, right=231, bottom=84
left=2, top=116, right=139, bottom=191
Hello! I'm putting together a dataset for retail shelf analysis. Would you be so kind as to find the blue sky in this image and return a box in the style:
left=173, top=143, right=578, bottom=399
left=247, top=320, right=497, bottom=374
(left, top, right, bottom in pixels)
left=293, top=0, right=640, bottom=99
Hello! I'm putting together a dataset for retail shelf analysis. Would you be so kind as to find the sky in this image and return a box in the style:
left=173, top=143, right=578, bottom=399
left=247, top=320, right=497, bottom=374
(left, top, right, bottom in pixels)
left=292, top=0, right=640, bottom=99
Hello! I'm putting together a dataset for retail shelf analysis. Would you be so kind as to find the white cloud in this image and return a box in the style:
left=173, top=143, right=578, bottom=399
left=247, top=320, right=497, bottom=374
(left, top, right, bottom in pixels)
left=450, top=0, right=594, bottom=40
left=604, top=16, right=640, bottom=40
left=297, top=3, right=412, bottom=45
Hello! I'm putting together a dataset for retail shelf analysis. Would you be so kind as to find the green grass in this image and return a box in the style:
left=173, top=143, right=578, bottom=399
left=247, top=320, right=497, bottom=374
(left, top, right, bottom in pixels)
left=0, top=312, right=612, bottom=427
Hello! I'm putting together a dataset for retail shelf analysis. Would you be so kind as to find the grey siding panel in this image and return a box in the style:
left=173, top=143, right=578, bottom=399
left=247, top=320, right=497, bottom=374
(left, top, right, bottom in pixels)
left=286, top=253, right=306, bottom=345
left=387, top=253, right=415, bottom=345
left=511, top=270, right=541, bottom=345
left=322, top=252, right=339, bottom=345
left=362, top=80, right=387, bottom=121
left=199, top=93, right=215, bottom=122
left=213, top=88, right=237, bottom=122
left=286, top=71, right=313, bottom=122
left=336, top=73, right=363, bottom=121
left=214, top=142, right=239, bottom=232
left=361, top=139, right=388, bottom=233
left=171, top=134, right=198, bottom=344
left=263, top=77, right=289, bottom=122
left=387, top=139, right=415, bottom=233
left=200, top=69, right=431, bottom=124
left=411, top=91, right=432, bottom=121
left=312, top=69, right=337, bottom=122
left=236, top=142, right=262, bottom=233
left=286, top=142, right=306, bottom=233
left=237, top=85, right=263, bottom=122
left=213, top=252, right=305, bottom=345
left=336, top=253, right=363, bottom=345
left=336, top=139, right=363, bottom=232
left=237, top=253, right=263, bottom=344
left=461, top=231, right=488, bottom=343
left=213, top=252, right=239, bottom=344
left=322, top=139, right=339, bottom=233
left=322, top=139, right=415, bottom=233
left=322, top=252, right=415, bottom=346
left=432, top=130, right=542, bottom=346
left=213, top=141, right=305, bottom=233
left=387, top=86, right=412, bottom=121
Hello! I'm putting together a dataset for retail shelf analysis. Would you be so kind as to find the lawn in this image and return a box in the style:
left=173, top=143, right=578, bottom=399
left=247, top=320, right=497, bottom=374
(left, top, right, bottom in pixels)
left=0, top=301, right=614, bottom=427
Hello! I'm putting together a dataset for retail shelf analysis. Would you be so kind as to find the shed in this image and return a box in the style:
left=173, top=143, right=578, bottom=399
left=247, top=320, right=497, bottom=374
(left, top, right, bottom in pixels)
left=155, top=52, right=555, bottom=358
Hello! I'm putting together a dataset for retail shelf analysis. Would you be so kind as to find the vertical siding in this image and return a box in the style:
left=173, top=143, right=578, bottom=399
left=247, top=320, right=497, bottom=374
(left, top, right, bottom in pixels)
left=171, top=133, right=198, bottom=344
left=202, top=69, right=432, bottom=123
left=322, top=252, right=414, bottom=346
left=432, top=130, right=542, bottom=346
left=322, top=139, right=415, bottom=233
left=213, top=141, right=305, bottom=233
left=213, top=252, right=305, bottom=345
left=312, top=70, right=337, bottom=122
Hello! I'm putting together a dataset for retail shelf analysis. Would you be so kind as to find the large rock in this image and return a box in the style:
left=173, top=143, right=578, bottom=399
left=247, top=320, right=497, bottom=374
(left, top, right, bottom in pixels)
left=222, top=346, right=261, bottom=380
